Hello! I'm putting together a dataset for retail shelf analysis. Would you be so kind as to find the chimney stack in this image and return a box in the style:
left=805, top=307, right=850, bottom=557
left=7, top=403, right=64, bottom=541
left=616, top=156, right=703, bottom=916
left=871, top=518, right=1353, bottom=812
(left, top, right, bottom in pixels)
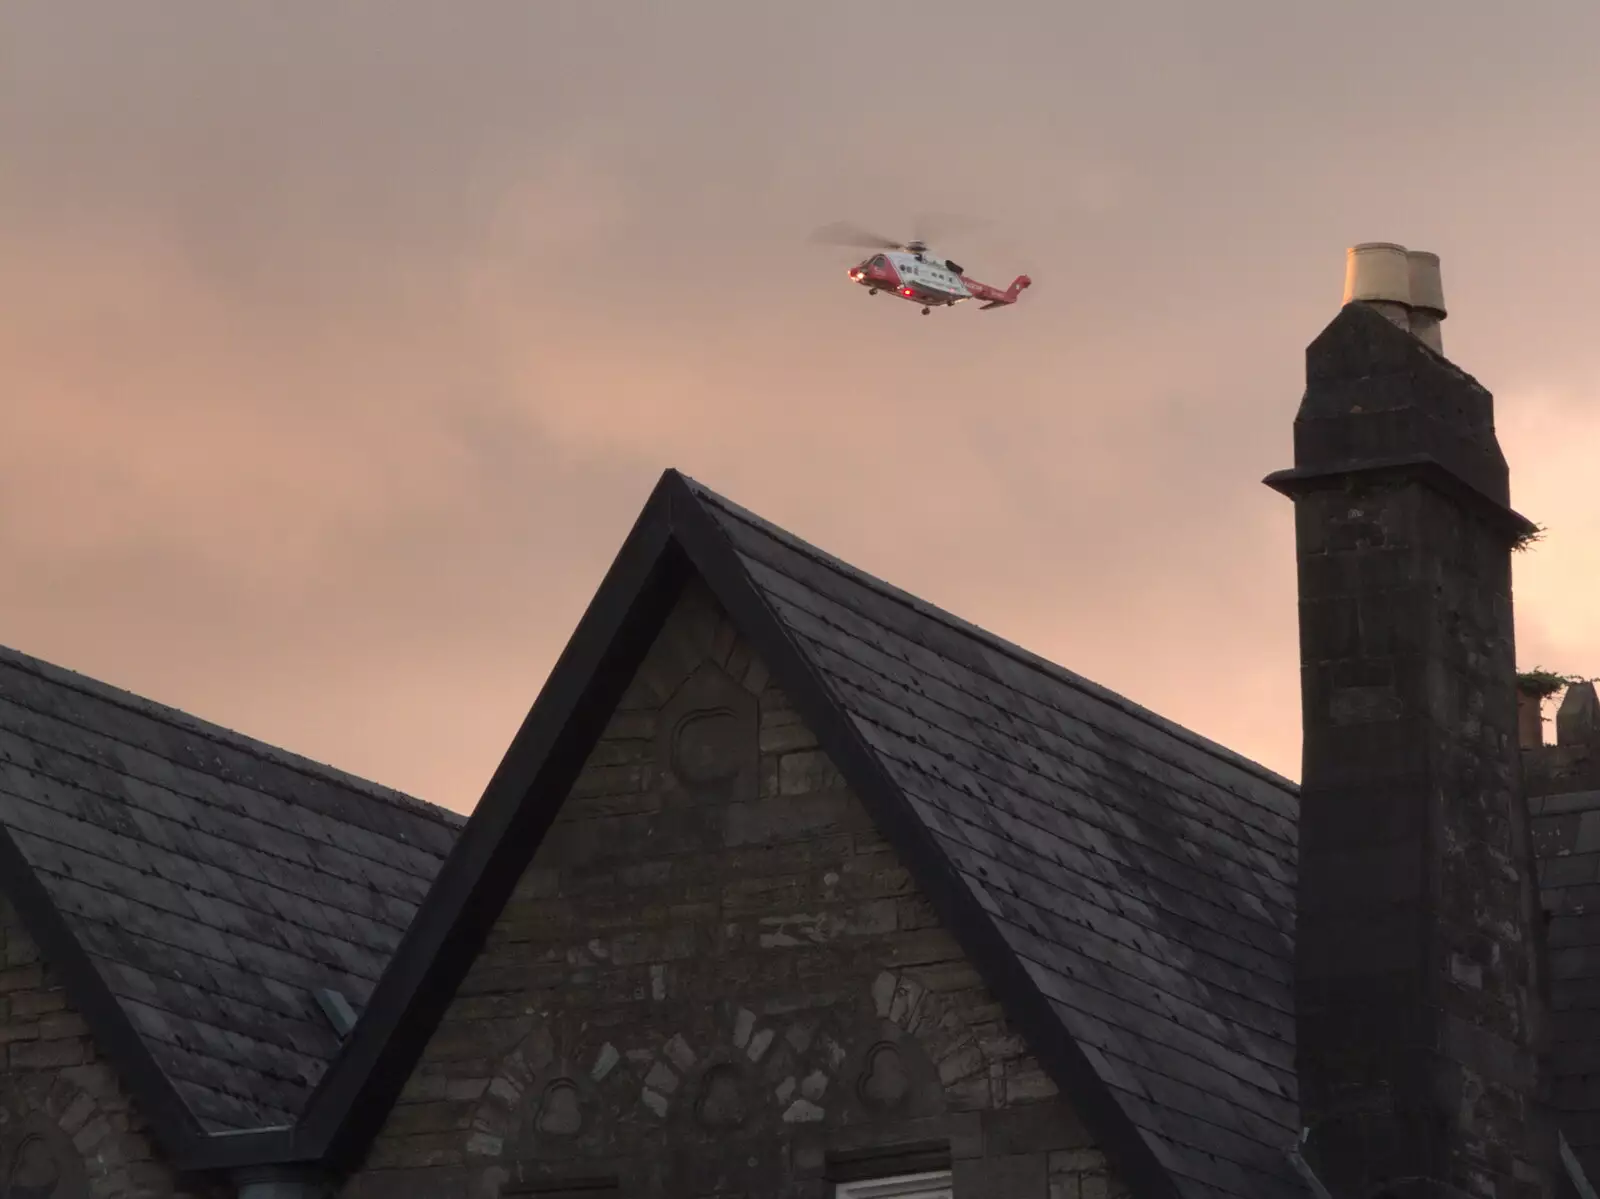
left=1266, top=248, right=1553, bottom=1199
left=1341, top=242, right=1448, bottom=355
left=1557, top=682, right=1600, bottom=747
left=1520, top=691, right=1547, bottom=750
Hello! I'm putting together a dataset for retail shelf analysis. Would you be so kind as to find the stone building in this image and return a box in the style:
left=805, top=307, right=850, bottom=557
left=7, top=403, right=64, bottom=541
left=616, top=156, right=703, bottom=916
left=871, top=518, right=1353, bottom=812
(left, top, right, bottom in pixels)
left=1, top=244, right=1594, bottom=1199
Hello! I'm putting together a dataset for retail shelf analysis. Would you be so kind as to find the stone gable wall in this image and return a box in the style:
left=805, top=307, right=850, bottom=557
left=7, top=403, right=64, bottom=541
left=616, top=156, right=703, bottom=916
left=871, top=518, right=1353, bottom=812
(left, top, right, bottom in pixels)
left=343, top=580, right=1126, bottom=1199
left=0, top=893, right=214, bottom=1199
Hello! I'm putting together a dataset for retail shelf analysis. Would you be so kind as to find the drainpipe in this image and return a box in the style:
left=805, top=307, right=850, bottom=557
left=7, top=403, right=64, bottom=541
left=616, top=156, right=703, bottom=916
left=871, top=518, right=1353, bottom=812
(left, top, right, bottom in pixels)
left=232, top=1167, right=332, bottom=1199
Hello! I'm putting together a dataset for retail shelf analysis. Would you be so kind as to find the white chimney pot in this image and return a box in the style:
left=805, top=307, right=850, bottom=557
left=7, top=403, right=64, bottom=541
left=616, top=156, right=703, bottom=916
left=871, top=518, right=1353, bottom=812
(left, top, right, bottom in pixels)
left=1406, top=250, right=1446, bottom=317
left=1404, top=249, right=1446, bottom=354
left=1343, top=242, right=1413, bottom=334
left=1342, top=242, right=1447, bottom=354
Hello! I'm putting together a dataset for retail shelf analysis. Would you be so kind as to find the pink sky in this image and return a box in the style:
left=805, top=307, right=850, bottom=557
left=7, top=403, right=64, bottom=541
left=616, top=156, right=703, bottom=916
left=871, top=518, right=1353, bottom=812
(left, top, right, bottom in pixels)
left=4, top=2, right=1599, bottom=812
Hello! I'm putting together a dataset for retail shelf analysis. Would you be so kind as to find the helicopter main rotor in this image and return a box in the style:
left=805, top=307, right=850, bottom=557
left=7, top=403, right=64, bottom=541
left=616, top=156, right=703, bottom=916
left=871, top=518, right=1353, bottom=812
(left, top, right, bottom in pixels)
left=809, top=214, right=989, bottom=256
left=809, top=221, right=916, bottom=252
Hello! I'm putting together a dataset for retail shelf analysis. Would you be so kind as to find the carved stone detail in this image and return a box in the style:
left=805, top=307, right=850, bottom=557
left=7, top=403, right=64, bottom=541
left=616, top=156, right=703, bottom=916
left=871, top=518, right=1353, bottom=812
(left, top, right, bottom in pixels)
left=670, top=708, right=743, bottom=785
left=0, top=1110, right=88, bottom=1199
left=4, top=1133, right=64, bottom=1199
left=856, top=1041, right=911, bottom=1111
left=534, top=1080, right=583, bottom=1137
left=463, top=964, right=1051, bottom=1190
left=658, top=663, right=758, bottom=804
left=694, top=1064, right=748, bottom=1131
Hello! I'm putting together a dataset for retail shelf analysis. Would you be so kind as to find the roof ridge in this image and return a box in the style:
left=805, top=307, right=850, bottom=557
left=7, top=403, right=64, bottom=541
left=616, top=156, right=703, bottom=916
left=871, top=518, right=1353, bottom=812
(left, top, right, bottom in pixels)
left=0, top=643, right=465, bottom=829
left=676, top=473, right=1299, bottom=799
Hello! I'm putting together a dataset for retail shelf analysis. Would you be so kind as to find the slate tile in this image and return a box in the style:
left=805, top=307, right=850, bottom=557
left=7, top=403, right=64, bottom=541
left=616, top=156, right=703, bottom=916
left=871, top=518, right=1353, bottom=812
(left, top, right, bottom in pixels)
left=1577, top=812, right=1600, bottom=856
left=897, top=767, right=1278, bottom=954
left=1113, top=1090, right=1294, bottom=1195
left=779, top=593, right=1295, bottom=864
left=1546, top=855, right=1600, bottom=891
left=1544, top=883, right=1600, bottom=917
left=811, top=644, right=1297, bottom=910
left=1548, top=915, right=1600, bottom=951
left=0, top=644, right=459, bottom=1133
left=737, top=544, right=1296, bottom=848
left=1536, top=813, right=1585, bottom=859
left=1536, top=791, right=1600, bottom=818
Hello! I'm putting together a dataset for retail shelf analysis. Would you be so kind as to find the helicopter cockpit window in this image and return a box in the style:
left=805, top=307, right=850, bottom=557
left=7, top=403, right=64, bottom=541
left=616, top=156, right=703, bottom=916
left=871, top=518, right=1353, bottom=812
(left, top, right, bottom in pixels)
left=870, top=255, right=887, bottom=268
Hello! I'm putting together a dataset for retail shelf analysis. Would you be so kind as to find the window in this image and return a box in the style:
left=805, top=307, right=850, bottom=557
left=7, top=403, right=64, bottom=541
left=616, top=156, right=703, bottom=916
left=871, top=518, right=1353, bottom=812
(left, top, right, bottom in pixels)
left=835, top=1171, right=954, bottom=1199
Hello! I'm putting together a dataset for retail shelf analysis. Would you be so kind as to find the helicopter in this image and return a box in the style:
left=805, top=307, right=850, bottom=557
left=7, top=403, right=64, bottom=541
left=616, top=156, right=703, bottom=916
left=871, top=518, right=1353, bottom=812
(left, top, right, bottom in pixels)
left=812, top=220, right=1032, bottom=316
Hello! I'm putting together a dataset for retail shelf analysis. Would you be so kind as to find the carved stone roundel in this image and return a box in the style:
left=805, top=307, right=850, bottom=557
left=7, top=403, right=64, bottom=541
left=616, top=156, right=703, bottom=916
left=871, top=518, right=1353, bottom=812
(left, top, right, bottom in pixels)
left=535, top=1080, right=583, bottom=1137
left=4, top=1133, right=62, bottom=1199
left=695, top=1064, right=748, bottom=1131
left=0, top=1123, right=84, bottom=1199
left=857, top=1042, right=910, bottom=1111
left=670, top=709, right=743, bottom=785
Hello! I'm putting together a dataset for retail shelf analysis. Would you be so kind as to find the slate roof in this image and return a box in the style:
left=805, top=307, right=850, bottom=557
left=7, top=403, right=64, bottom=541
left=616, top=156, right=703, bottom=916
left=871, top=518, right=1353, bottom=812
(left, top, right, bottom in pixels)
left=685, top=478, right=1305, bottom=1199
left=303, top=469, right=1305, bottom=1199
left=1532, top=786, right=1600, bottom=1176
left=0, top=644, right=464, bottom=1134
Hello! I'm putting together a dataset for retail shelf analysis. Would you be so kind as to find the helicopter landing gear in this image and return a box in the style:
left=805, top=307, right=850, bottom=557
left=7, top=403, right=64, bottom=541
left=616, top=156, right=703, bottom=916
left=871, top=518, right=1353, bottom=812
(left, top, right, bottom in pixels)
left=921, top=306, right=931, bottom=315
left=868, top=288, right=878, bottom=295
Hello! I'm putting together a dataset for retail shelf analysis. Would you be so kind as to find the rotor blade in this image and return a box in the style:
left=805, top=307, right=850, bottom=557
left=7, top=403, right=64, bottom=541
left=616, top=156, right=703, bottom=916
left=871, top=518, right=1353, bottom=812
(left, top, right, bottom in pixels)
left=809, top=220, right=903, bottom=250
left=912, top=211, right=992, bottom=245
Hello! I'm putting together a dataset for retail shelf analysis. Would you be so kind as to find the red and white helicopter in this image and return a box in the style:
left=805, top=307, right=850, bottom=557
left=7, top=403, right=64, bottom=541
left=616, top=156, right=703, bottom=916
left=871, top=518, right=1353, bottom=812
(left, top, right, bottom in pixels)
left=813, top=220, right=1032, bottom=316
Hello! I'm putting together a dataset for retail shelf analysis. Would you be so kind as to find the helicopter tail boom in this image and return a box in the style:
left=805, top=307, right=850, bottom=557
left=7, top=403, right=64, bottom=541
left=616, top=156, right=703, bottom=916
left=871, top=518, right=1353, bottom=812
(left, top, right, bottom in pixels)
left=964, top=273, right=1033, bottom=309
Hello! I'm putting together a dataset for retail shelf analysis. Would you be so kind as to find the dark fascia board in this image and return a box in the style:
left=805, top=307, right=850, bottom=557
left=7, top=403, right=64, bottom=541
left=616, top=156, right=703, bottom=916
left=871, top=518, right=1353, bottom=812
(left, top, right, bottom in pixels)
left=182, top=468, right=1184, bottom=1199
left=0, top=824, right=210, bottom=1160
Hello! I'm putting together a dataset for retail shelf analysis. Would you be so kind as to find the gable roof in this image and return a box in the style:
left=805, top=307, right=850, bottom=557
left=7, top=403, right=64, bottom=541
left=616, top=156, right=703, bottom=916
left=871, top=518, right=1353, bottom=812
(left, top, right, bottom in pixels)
left=0, top=644, right=463, bottom=1156
left=262, top=468, right=1305, bottom=1199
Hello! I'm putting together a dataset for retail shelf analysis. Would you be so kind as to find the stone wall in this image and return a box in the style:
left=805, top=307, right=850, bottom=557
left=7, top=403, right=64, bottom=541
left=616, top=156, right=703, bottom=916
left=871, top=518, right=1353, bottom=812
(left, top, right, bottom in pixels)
left=344, top=580, right=1123, bottom=1199
left=0, top=893, right=212, bottom=1199
left=1523, top=682, right=1600, bottom=1184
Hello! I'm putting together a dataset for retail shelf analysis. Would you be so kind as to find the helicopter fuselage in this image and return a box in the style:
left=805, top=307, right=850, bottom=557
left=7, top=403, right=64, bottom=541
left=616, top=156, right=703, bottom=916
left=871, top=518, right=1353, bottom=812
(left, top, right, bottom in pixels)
left=847, top=250, right=972, bottom=309
left=845, top=248, right=1031, bottom=314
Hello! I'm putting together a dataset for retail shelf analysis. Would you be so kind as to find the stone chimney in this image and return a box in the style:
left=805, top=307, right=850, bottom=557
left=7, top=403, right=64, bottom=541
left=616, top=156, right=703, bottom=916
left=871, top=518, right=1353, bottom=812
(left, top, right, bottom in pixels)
left=1266, top=251, right=1554, bottom=1199
left=1520, top=691, right=1547, bottom=750
left=1556, top=683, right=1600, bottom=748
